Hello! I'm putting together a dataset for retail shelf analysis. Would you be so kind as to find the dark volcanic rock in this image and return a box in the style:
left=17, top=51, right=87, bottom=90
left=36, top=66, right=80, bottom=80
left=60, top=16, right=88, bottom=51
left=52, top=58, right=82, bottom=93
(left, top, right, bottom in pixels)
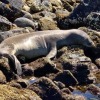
left=0, top=2, right=24, bottom=22
left=0, top=15, right=12, bottom=31
left=28, top=77, right=62, bottom=100
left=54, top=70, right=78, bottom=86
left=56, top=46, right=98, bottom=84
left=86, top=12, right=100, bottom=31
left=28, top=58, right=59, bottom=77
left=0, top=57, right=13, bottom=81
left=58, top=0, right=100, bottom=29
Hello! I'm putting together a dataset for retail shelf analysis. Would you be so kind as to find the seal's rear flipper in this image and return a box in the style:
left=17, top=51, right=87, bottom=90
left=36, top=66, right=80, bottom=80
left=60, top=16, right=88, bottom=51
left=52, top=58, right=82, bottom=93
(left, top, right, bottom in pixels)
left=7, top=54, right=22, bottom=76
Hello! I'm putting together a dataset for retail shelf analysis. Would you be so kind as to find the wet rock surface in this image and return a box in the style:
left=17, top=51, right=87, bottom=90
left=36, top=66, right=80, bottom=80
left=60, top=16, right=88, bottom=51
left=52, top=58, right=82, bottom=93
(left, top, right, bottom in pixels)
left=0, top=0, right=99, bottom=100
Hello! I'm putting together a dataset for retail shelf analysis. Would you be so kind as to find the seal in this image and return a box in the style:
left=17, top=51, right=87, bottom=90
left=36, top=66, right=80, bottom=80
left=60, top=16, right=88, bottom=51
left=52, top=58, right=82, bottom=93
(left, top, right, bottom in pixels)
left=14, top=18, right=38, bottom=30
left=0, top=29, right=95, bottom=75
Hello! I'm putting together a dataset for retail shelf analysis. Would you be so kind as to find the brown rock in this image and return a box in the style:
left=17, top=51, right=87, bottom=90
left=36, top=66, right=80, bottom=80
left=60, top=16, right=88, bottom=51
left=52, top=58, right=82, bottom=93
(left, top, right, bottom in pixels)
left=0, top=84, right=41, bottom=100
left=56, top=9, right=70, bottom=19
left=39, top=17, right=59, bottom=30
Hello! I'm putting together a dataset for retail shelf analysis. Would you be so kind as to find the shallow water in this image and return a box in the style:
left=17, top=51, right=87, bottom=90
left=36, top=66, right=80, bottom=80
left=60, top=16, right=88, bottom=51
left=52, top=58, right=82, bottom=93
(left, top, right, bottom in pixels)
left=73, top=90, right=99, bottom=100
left=73, top=72, right=100, bottom=100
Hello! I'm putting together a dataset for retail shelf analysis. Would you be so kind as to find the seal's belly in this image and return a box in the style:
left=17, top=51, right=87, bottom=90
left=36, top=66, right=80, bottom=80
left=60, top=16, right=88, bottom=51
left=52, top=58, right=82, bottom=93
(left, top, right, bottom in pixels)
left=15, top=39, right=48, bottom=59
left=20, top=47, right=48, bottom=59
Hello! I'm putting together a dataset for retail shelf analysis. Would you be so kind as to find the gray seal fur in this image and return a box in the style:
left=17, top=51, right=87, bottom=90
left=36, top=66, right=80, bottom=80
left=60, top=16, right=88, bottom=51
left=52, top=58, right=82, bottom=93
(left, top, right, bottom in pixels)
left=0, top=29, right=95, bottom=75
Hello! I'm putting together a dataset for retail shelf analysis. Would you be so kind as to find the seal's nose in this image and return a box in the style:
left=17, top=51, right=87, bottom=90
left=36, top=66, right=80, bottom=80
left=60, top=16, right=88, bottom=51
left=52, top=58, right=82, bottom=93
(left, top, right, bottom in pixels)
left=92, top=42, right=96, bottom=48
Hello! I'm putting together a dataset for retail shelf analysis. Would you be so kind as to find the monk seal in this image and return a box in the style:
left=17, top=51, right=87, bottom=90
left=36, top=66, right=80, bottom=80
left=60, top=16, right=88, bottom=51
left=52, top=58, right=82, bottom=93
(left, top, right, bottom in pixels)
left=0, top=29, right=95, bottom=75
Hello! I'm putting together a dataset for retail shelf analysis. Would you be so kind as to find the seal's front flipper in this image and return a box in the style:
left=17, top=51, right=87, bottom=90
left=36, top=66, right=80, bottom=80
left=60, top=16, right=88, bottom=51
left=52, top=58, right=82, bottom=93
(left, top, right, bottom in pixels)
left=46, top=42, right=57, bottom=59
left=44, top=42, right=57, bottom=67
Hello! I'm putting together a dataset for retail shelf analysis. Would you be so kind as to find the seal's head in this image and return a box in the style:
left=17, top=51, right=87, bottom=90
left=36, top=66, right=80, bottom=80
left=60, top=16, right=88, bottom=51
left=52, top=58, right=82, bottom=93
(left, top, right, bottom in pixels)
left=82, top=37, right=96, bottom=48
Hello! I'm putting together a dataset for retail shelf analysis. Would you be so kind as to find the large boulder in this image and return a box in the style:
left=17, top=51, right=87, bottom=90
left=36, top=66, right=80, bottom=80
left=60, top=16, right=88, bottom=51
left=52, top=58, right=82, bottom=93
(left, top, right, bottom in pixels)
left=86, top=12, right=100, bottom=31
left=58, top=0, right=100, bottom=29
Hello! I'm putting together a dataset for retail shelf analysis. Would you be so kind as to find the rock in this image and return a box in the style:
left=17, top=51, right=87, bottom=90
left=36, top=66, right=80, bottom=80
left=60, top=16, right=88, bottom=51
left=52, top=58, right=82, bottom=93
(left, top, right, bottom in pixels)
left=22, top=4, right=30, bottom=12
left=56, top=46, right=98, bottom=84
left=88, top=84, right=100, bottom=96
left=86, top=12, right=100, bottom=31
left=50, top=0, right=62, bottom=8
left=76, top=0, right=81, bottom=3
left=61, top=88, right=72, bottom=94
left=28, top=57, right=59, bottom=77
left=0, top=84, right=41, bottom=100
left=28, top=77, right=62, bottom=100
left=54, top=70, right=78, bottom=86
left=39, top=17, right=59, bottom=30
left=58, top=0, right=100, bottom=29
left=9, top=0, right=25, bottom=10
left=63, top=94, right=86, bottom=100
left=54, top=81, right=66, bottom=89
left=32, top=12, right=43, bottom=20
left=95, top=58, right=100, bottom=68
left=61, top=0, right=76, bottom=6
left=0, top=57, right=14, bottom=81
left=0, top=70, right=6, bottom=84
left=61, top=0, right=74, bottom=12
left=56, top=9, right=70, bottom=19
left=0, top=1, right=24, bottom=22
left=0, top=15, right=12, bottom=31
left=30, top=0, right=52, bottom=13
left=40, top=11, right=57, bottom=19
left=32, top=11, right=56, bottom=20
